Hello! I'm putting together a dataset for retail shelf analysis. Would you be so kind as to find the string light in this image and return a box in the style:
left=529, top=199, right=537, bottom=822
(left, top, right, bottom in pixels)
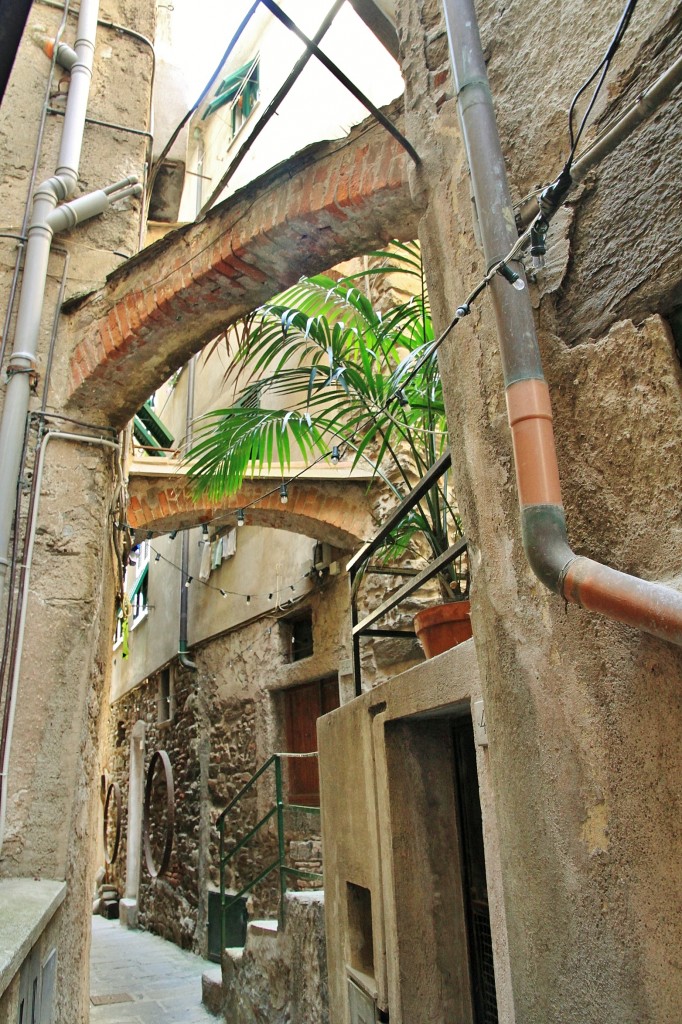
left=496, top=262, right=525, bottom=291
left=202, top=523, right=209, bottom=536
left=148, top=544, right=315, bottom=601
left=331, top=445, right=340, bottom=465
left=279, top=482, right=288, bottom=504
left=236, top=509, right=245, bottom=526
left=169, top=530, right=177, bottom=540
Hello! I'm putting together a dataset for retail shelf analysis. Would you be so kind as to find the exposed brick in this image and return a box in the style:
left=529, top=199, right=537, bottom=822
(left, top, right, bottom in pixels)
left=65, top=116, right=417, bottom=426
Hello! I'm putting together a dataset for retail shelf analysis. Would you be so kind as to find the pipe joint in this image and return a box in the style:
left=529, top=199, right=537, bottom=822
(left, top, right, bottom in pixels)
left=54, top=42, right=78, bottom=70
left=456, top=75, right=493, bottom=112
left=521, top=505, right=576, bottom=595
left=7, top=351, right=37, bottom=370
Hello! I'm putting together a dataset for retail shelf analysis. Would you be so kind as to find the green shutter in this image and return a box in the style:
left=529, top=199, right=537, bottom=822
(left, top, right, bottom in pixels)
left=203, top=57, right=259, bottom=119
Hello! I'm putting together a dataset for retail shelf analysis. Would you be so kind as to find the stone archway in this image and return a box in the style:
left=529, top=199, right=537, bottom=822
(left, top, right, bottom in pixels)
left=127, top=471, right=377, bottom=550
left=64, top=104, right=418, bottom=429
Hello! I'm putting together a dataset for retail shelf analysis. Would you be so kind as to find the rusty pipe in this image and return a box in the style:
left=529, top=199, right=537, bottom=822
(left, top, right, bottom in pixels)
left=442, top=0, right=682, bottom=645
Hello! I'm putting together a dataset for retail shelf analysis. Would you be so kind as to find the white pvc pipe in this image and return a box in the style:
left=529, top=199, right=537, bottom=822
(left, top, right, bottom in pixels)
left=0, top=431, right=119, bottom=856
left=0, top=0, right=101, bottom=606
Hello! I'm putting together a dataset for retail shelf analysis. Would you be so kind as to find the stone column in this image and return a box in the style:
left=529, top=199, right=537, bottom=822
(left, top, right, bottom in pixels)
left=120, top=720, right=145, bottom=928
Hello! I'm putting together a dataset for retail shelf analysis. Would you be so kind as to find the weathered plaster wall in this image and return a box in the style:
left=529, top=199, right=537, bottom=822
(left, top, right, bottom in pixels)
left=0, top=1, right=153, bottom=1019
left=319, top=640, right=514, bottom=1024
left=391, top=0, right=682, bottom=1020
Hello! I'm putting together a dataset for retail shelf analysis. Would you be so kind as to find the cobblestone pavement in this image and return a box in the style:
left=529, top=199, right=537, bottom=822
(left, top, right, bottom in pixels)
left=89, top=916, right=217, bottom=1023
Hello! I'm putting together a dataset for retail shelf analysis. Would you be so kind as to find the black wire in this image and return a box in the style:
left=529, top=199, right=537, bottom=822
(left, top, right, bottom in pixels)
left=566, top=0, right=638, bottom=167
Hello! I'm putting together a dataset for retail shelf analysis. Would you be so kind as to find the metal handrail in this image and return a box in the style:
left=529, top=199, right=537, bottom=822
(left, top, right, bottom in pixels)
left=217, top=752, right=323, bottom=949
left=348, top=448, right=468, bottom=695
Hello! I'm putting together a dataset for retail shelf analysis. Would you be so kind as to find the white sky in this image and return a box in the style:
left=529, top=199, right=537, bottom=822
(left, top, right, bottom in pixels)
left=166, top=1, right=268, bottom=98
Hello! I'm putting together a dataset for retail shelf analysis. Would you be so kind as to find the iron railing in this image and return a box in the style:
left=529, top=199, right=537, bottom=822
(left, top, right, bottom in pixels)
left=347, top=448, right=468, bottom=696
left=216, top=752, right=322, bottom=948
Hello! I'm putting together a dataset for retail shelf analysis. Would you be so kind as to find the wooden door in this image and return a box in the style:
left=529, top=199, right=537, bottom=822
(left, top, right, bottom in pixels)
left=283, top=678, right=339, bottom=805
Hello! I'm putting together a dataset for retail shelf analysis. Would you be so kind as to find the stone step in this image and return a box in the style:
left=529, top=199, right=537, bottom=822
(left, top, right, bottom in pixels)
left=201, top=965, right=223, bottom=1017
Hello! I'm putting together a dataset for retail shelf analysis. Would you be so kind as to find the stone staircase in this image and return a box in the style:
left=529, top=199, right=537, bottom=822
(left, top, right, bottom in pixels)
left=201, top=892, right=327, bottom=1022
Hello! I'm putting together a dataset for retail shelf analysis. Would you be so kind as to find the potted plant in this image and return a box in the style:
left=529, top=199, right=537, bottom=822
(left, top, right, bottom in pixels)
left=186, top=242, right=470, bottom=656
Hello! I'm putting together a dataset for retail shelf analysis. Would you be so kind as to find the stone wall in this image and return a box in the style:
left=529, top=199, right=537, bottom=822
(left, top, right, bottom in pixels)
left=390, top=0, right=682, bottom=1020
left=222, top=892, right=329, bottom=1024
left=103, top=571, right=353, bottom=953
left=0, top=1, right=154, bottom=1020
left=105, top=662, right=205, bottom=949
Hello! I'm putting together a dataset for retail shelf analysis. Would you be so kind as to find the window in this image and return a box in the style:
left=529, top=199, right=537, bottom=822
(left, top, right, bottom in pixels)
left=202, top=55, right=260, bottom=140
left=130, top=566, right=149, bottom=627
left=281, top=610, right=313, bottom=663
left=157, top=667, right=174, bottom=724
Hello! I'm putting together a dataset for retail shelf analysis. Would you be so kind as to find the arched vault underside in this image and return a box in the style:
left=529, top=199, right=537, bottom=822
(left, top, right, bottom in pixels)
left=127, top=472, right=377, bottom=551
left=64, top=103, right=419, bottom=430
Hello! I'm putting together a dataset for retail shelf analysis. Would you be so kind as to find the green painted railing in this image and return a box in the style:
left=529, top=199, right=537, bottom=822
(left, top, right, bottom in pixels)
left=216, top=752, right=323, bottom=949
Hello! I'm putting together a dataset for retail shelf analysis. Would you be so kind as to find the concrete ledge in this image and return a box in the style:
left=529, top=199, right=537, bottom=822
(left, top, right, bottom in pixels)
left=201, top=965, right=223, bottom=1016
left=0, top=878, right=66, bottom=998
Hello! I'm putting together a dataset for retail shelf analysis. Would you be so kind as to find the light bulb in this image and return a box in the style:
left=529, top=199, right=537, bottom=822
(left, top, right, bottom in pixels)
left=331, top=446, right=340, bottom=465
left=220, top=589, right=227, bottom=598
left=279, top=483, right=288, bottom=504
left=169, top=530, right=177, bottom=540
left=532, top=254, right=546, bottom=270
left=497, top=262, right=525, bottom=291
left=237, top=509, right=245, bottom=526
left=154, top=552, right=161, bottom=562
left=246, top=595, right=251, bottom=604
left=185, top=576, right=193, bottom=588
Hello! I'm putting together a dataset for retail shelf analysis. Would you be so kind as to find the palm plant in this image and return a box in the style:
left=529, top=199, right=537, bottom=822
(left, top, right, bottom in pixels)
left=186, top=241, right=467, bottom=601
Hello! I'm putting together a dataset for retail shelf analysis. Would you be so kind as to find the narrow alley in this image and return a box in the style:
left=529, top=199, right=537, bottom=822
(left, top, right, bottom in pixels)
left=89, top=918, right=217, bottom=1023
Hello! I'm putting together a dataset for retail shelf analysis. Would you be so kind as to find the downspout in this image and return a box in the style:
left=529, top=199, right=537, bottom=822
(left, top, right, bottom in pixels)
left=179, top=357, right=197, bottom=670
left=0, top=0, right=141, bottom=606
left=442, top=0, right=682, bottom=645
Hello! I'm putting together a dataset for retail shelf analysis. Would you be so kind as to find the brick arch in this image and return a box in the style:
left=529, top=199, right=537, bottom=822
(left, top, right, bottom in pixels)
left=127, top=474, right=376, bottom=550
left=65, top=104, right=419, bottom=429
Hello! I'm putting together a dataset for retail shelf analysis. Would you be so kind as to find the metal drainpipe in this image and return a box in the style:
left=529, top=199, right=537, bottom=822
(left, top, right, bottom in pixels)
left=179, top=357, right=197, bottom=670
left=0, top=431, right=119, bottom=856
left=442, top=0, right=682, bottom=645
left=0, top=0, right=142, bottom=607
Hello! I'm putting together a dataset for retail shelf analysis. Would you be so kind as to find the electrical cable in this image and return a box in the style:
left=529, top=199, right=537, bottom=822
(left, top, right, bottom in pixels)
left=143, top=544, right=316, bottom=602
left=567, top=0, right=638, bottom=167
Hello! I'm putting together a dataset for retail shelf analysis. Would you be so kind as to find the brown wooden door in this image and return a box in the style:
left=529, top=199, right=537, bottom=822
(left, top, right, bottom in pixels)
left=284, top=678, right=339, bottom=805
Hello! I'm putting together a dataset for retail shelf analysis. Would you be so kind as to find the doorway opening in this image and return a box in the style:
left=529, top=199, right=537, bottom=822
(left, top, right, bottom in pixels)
left=452, top=717, right=499, bottom=1023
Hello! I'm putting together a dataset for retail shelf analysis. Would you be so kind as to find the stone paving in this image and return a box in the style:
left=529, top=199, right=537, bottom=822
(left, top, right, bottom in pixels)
left=89, top=916, right=217, bottom=1023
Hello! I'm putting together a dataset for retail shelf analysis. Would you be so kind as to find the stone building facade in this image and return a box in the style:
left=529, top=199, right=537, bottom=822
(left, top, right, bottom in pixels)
left=0, top=0, right=680, bottom=1022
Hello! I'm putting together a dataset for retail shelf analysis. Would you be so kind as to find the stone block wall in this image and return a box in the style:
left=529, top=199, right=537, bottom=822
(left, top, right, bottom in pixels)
left=104, top=662, right=205, bottom=949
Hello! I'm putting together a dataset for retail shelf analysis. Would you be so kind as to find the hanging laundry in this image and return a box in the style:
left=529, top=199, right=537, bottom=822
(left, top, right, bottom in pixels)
left=199, top=540, right=212, bottom=581
left=211, top=537, right=224, bottom=570
left=223, top=527, right=237, bottom=560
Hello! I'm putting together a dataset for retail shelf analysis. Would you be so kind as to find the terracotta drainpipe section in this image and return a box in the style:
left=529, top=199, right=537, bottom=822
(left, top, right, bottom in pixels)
left=441, top=0, right=682, bottom=646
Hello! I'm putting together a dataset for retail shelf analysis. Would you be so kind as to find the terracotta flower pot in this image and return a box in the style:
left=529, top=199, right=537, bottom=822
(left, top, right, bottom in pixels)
left=413, top=600, right=472, bottom=659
